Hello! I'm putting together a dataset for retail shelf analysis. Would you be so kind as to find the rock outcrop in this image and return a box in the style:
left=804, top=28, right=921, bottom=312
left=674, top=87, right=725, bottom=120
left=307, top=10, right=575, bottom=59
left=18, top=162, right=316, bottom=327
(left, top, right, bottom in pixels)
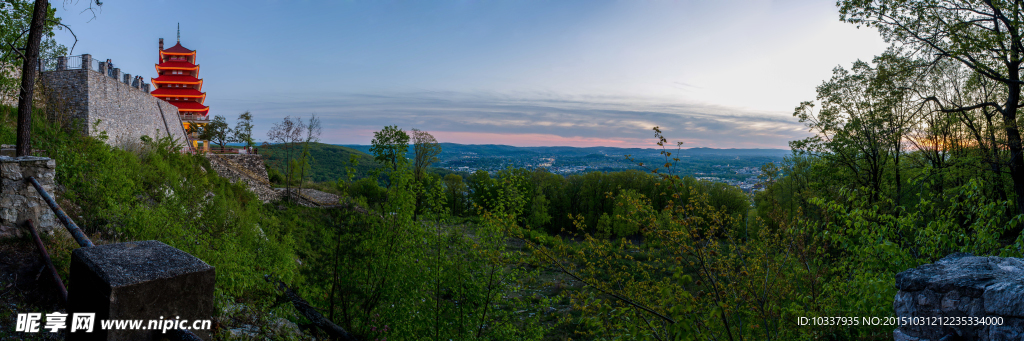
left=274, top=188, right=340, bottom=207
left=204, top=154, right=341, bottom=207
left=205, top=154, right=280, bottom=203
left=894, top=253, right=1024, bottom=340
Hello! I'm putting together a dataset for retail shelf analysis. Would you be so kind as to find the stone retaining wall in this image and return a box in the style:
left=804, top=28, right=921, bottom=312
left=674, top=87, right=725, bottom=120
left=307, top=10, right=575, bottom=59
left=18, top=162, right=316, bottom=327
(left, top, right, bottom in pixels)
left=39, top=68, right=189, bottom=150
left=0, top=156, right=58, bottom=239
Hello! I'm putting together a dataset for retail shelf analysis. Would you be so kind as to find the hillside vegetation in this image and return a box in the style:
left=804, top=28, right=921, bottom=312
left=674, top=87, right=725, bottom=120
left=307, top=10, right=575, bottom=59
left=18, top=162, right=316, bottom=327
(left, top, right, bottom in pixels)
left=261, top=142, right=380, bottom=182
left=14, top=1, right=1024, bottom=339
left=0, top=105, right=310, bottom=339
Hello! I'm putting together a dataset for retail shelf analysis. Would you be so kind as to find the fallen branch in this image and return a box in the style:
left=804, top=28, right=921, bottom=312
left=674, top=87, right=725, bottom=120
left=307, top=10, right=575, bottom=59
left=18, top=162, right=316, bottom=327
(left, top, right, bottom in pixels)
left=517, top=237, right=677, bottom=324
left=264, top=275, right=359, bottom=341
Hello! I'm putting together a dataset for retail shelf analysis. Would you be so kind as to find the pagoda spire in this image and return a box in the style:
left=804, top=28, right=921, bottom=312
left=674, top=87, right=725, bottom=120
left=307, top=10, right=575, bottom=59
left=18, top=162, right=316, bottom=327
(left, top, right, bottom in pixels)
left=177, top=23, right=180, bottom=43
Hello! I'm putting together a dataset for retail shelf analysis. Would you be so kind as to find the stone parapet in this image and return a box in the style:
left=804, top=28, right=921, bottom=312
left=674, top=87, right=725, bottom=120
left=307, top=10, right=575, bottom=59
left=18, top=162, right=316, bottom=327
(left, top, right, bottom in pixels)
left=0, top=156, right=58, bottom=239
left=894, top=253, right=1024, bottom=340
left=39, top=68, right=189, bottom=150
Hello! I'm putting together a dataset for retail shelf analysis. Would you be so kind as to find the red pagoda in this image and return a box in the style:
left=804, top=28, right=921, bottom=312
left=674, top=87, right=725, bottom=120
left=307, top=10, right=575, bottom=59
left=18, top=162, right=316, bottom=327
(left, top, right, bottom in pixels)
left=151, top=32, right=209, bottom=150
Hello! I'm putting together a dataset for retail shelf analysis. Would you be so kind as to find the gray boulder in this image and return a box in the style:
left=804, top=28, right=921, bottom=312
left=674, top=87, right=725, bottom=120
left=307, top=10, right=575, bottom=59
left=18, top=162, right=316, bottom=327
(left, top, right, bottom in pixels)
left=894, top=253, right=1024, bottom=340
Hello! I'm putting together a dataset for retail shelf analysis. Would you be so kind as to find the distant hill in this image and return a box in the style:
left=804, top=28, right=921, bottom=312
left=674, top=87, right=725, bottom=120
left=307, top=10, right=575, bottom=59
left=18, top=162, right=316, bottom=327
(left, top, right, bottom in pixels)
left=261, top=143, right=380, bottom=182
left=259, top=143, right=790, bottom=183
left=342, top=143, right=791, bottom=159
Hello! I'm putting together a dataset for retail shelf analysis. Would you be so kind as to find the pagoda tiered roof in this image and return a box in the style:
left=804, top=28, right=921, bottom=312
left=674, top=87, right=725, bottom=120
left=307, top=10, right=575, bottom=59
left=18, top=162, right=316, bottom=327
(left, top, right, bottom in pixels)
left=151, top=75, right=203, bottom=86
left=151, top=88, right=206, bottom=99
left=161, top=42, right=194, bottom=54
left=171, top=101, right=209, bottom=112
left=156, top=61, right=199, bottom=71
left=163, top=43, right=193, bottom=53
left=151, top=38, right=209, bottom=118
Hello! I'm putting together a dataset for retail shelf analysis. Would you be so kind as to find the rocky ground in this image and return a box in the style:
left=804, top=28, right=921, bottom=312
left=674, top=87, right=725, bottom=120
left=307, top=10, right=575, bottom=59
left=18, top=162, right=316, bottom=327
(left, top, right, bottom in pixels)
left=0, top=238, right=67, bottom=340
left=205, top=154, right=281, bottom=203
left=273, top=188, right=340, bottom=207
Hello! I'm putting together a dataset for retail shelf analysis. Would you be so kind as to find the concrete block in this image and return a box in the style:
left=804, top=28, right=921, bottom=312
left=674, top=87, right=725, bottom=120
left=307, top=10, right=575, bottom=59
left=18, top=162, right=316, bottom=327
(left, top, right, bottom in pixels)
left=68, top=240, right=215, bottom=341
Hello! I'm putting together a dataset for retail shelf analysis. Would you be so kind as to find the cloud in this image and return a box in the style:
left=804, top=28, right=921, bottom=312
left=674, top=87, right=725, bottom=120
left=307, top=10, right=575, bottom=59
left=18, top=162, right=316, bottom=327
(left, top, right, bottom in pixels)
left=239, top=91, right=810, bottom=149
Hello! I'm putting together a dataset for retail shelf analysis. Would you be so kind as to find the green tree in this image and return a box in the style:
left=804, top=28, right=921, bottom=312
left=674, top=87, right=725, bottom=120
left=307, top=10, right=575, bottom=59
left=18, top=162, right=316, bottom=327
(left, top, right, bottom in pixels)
left=297, top=113, right=321, bottom=195
left=527, top=192, right=551, bottom=229
left=412, top=128, right=441, bottom=182
left=792, top=53, right=918, bottom=203
left=611, top=189, right=646, bottom=237
left=266, top=115, right=305, bottom=195
left=204, top=115, right=231, bottom=150
left=468, top=170, right=495, bottom=212
left=443, top=173, right=467, bottom=216
left=0, top=0, right=68, bottom=101
left=369, top=125, right=409, bottom=173
left=838, top=0, right=1024, bottom=213
left=8, top=0, right=74, bottom=156
left=230, top=111, right=255, bottom=148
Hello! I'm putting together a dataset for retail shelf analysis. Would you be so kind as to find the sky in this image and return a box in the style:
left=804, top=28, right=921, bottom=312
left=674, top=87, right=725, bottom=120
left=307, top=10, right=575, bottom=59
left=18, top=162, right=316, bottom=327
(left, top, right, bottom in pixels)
left=51, top=0, right=889, bottom=149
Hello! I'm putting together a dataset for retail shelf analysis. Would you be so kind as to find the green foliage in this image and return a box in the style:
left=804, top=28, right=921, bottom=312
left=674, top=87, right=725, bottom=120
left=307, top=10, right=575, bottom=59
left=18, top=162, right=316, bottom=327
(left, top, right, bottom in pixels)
left=464, top=167, right=750, bottom=235
left=262, top=142, right=380, bottom=183
left=369, top=125, right=409, bottom=172
left=526, top=192, right=551, bottom=230
left=295, top=145, right=545, bottom=340
left=345, top=176, right=386, bottom=208
left=266, top=165, right=285, bottom=184
left=610, top=189, right=647, bottom=237
left=0, top=105, right=298, bottom=300
left=791, top=52, right=918, bottom=204
left=204, top=115, right=231, bottom=149
left=411, top=128, right=440, bottom=182
left=532, top=174, right=812, bottom=340
left=265, top=115, right=307, bottom=191
left=0, top=0, right=67, bottom=99
left=443, top=173, right=468, bottom=216
left=230, top=111, right=255, bottom=148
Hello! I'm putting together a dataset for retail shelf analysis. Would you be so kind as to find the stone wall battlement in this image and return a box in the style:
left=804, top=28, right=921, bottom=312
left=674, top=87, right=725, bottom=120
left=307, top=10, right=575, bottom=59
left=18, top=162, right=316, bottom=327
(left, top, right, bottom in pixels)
left=39, top=65, right=189, bottom=150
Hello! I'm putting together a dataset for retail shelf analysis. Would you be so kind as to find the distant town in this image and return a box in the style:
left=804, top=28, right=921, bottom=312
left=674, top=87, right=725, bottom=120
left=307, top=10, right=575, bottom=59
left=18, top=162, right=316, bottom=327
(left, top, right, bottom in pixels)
left=343, top=144, right=789, bottom=192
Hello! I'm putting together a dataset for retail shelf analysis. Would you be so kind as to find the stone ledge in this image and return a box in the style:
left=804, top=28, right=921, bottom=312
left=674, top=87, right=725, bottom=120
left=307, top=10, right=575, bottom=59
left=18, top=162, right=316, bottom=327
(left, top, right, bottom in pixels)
left=68, top=240, right=215, bottom=341
left=894, top=253, right=1024, bottom=340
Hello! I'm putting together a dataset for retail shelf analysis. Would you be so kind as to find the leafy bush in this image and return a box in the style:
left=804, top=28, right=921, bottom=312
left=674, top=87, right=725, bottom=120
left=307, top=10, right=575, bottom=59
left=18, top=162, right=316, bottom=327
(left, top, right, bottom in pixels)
left=0, top=106, right=298, bottom=300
